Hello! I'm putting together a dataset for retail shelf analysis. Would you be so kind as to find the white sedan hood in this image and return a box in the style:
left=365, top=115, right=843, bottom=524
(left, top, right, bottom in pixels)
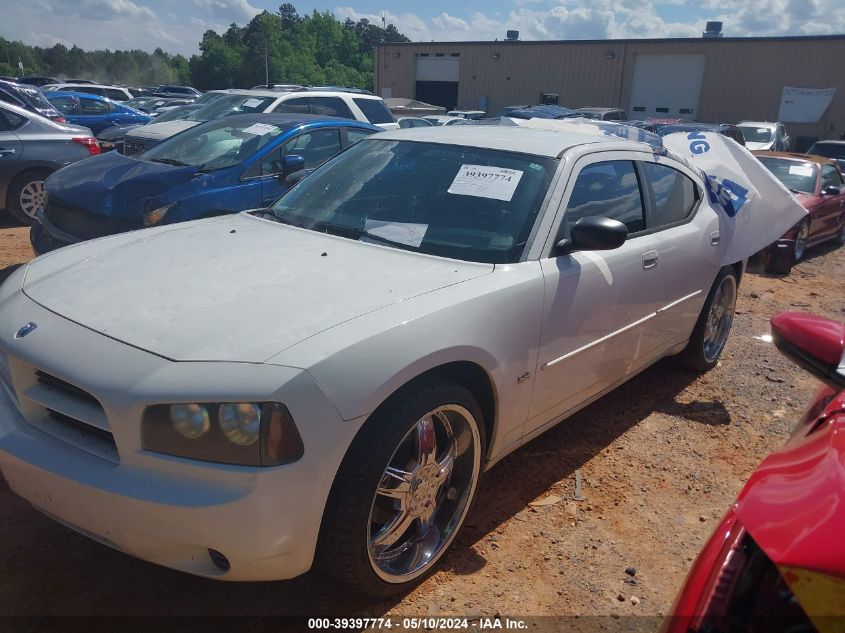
left=22, top=215, right=493, bottom=363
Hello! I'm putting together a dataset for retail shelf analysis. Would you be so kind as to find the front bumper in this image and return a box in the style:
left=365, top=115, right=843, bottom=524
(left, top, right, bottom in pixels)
left=30, top=218, right=77, bottom=255
left=0, top=288, right=362, bottom=581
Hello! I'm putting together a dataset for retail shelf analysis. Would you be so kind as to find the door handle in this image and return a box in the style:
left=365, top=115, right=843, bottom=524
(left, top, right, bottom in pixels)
left=642, top=250, right=659, bottom=269
left=0, top=148, right=15, bottom=156
left=710, top=230, right=720, bottom=245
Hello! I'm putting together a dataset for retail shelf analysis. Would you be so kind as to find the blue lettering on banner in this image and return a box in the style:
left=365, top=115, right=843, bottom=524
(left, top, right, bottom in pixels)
left=706, top=176, right=749, bottom=217
left=687, top=132, right=710, bottom=155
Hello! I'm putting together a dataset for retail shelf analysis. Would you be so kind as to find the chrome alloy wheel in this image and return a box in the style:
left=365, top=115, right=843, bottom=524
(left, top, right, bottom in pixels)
left=19, top=179, right=46, bottom=219
left=367, top=405, right=481, bottom=583
left=794, top=221, right=809, bottom=260
left=703, top=275, right=737, bottom=363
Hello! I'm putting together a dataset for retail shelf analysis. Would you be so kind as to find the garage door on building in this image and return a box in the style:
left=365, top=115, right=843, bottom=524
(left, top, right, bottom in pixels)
left=415, top=54, right=460, bottom=111
left=629, top=54, right=706, bottom=122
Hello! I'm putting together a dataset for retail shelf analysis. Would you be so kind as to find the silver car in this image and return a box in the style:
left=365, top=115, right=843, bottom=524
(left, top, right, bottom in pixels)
left=0, top=126, right=741, bottom=597
left=0, top=101, right=99, bottom=224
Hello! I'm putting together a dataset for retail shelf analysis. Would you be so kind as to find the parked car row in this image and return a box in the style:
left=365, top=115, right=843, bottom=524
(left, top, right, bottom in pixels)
left=0, top=84, right=842, bottom=629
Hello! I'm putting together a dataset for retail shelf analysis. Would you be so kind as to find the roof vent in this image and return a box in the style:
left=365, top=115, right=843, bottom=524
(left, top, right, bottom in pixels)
left=702, top=21, right=723, bottom=38
left=506, top=30, right=519, bottom=41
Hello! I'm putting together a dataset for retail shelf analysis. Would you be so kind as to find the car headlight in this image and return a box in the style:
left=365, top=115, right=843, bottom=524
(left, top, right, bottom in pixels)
left=142, top=402, right=303, bottom=466
left=143, top=202, right=176, bottom=227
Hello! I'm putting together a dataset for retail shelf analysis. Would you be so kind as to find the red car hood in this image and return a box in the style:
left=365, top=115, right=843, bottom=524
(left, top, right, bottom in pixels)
left=734, top=388, right=845, bottom=579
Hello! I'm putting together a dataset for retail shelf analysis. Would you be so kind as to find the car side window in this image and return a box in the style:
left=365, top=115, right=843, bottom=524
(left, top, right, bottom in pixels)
left=77, top=87, right=105, bottom=97
left=78, top=97, right=110, bottom=115
left=641, top=162, right=698, bottom=229
left=261, top=129, right=343, bottom=175
left=105, top=89, right=126, bottom=101
left=821, top=165, right=844, bottom=187
left=49, top=96, right=78, bottom=114
left=283, top=128, right=342, bottom=169
left=561, top=160, right=645, bottom=238
left=309, top=97, right=353, bottom=119
left=0, top=108, right=26, bottom=132
left=346, top=128, right=373, bottom=145
left=273, top=97, right=310, bottom=114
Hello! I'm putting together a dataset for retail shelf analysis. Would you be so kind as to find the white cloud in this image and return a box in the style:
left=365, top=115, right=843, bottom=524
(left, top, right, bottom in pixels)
left=78, top=0, right=156, bottom=21
left=192, top=0, right=260, bottom=23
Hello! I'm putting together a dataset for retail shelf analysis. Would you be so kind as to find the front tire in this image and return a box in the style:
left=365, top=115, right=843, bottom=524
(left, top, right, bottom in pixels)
left=320, top=378, right=484, bottom=598
left=681, top=267, right=738, bottom=371
left=793, top=219, right=809, bottom=261
left=6, top=169, right=51, bottom=225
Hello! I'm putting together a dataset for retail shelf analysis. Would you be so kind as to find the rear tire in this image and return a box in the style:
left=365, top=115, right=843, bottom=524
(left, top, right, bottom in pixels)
left=681, top=267, right=738, bottom=371
left=6, top=169, right=51, bottom=226
left=320, top=378, right=484, bottom=598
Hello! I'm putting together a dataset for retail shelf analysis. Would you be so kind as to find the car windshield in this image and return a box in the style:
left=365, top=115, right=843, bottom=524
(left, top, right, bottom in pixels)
left=153, top=105, right=200, bottom=123
left=808, top=142, right=845, bottom=160
left=270, top=139, right=557, bottom=264
left=138, top=118, right=285, bottom=170
left=757, top=157, right=817, bottom=194
left=739, top=126, right=773, bottom=143
left=186, top=94, right=276, bottom=122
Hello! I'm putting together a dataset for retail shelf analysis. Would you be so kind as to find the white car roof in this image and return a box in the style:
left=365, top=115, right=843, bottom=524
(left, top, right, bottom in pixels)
left=373, top=125, right=650, bottom=158
left=48, top=83, right=127, bottom=90
left=738, top=121, right=777, bottom=127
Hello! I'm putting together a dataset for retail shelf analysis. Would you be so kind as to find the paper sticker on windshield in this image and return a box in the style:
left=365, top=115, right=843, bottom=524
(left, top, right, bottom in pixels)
left=241, top=123, right=277, bottom=136
left=448, top=165, right=523, bottom=201
left=364, top=220, right=428, bottom=248
left=242, top=98, right=262, bottom=108
left=789, top=164, right=814, bottom=177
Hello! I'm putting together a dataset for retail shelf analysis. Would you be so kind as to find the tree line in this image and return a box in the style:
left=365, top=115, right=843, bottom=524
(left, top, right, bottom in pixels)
left=0, top=3, right=408, bottom=90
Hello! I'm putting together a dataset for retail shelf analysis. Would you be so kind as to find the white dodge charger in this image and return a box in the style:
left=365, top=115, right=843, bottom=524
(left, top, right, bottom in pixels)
left=0, top=126, right=742, bottom=597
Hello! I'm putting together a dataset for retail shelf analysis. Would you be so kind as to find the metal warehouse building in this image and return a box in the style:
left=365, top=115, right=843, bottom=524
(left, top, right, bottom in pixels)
left=374, top=34, right=845, bottom=146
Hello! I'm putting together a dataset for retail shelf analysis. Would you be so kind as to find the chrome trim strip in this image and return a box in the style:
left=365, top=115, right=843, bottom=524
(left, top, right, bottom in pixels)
left=541, top=289, right=703, bottom=371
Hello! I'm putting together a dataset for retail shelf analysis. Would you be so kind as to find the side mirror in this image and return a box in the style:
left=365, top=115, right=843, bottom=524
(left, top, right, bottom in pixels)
left=555, top=216, right=628, bottom=254
left=821, top=185, right=841, bottom=196
left=281, top=154, right=305, bottom=176
left=771, top=312, right=845, bottom=389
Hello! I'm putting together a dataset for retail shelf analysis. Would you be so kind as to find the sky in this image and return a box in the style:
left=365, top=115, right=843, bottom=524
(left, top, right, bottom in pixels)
left=4, top=0, right=845, bottom=57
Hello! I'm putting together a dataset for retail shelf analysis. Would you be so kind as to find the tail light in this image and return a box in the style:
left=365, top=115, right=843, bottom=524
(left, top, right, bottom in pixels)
left=72, top=136, right=101, bottom=156
left=51, top=116, right=66, bottom=123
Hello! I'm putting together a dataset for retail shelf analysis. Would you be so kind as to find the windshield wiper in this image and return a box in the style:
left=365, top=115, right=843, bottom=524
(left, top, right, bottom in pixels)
left=149, top=157, right=190, bottom=167
left=361, top=230, right=432, bottom=255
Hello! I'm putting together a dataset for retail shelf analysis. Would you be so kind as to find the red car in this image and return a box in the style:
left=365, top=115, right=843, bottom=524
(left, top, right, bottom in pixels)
left=665, top=311, right=845, bottom=632
left=754, top=152, right=845, bottom=274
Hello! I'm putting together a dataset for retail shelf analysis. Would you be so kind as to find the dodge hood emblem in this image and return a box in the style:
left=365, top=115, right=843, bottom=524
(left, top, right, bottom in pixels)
left=15, top=322, right=37, bottom=339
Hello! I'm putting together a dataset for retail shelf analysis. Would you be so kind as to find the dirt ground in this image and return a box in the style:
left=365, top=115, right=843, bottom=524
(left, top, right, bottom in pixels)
left=0, top=219, right=843, bottom=627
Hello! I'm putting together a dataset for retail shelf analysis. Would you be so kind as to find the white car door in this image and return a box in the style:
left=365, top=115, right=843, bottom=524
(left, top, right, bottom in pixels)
left=635, top=157, right=723, bottom=354
left=526, top=152, right=661, bottom=434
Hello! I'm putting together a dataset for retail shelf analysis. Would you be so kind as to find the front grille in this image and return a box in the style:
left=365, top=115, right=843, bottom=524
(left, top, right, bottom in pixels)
left=20, top=367, right=118, bottom=463
left=45, top=196, right=140, bottom=240
left=35, top=371, right=100, bottom=407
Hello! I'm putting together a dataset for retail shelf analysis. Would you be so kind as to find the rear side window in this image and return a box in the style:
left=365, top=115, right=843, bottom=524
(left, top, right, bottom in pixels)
left=76, top=86, right=105, bottom=97
left=78, top=97, right=110, bottom=115
left=0, top=108, right=26, bottom=131
left=642, top=163, right=698, bottom=228
left=353, top=98, right=394, bottom=124
left=346, top=128, right=374, bottom=144
left=104, top=89, right=127, bottom=101
left=0, top=88, right=21, bottom=107
left=309, top=97, right=353, bottom=119
left=562, top=160, right=645, bottom=236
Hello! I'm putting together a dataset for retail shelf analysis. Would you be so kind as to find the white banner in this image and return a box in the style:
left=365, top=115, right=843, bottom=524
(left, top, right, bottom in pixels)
left=778, top=86, right=835, bottom=123
left=661, top=132, right=807, bottom=266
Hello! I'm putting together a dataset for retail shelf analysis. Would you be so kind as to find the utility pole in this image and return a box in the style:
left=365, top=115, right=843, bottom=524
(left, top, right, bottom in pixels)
left=264, top=43, right=269, bottom=87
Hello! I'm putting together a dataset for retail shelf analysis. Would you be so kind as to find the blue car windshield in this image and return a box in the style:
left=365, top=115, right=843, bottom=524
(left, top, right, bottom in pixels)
left=138, top=118, right=285, bottom=170
left=271, top=139, right=557, bottom=264
left=186, top=94, right=277, bottom=123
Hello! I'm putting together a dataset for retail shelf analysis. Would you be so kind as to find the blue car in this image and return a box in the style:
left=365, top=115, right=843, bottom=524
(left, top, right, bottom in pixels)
left=31, top=113, right=380, bottom=254
left=44, top=91, right=151, bottom=134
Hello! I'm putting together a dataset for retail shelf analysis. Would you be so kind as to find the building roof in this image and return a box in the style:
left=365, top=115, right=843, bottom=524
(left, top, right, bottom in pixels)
left=372, top=125, right=645, bottom=157
left=376, top=34, right=845, bottom=47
